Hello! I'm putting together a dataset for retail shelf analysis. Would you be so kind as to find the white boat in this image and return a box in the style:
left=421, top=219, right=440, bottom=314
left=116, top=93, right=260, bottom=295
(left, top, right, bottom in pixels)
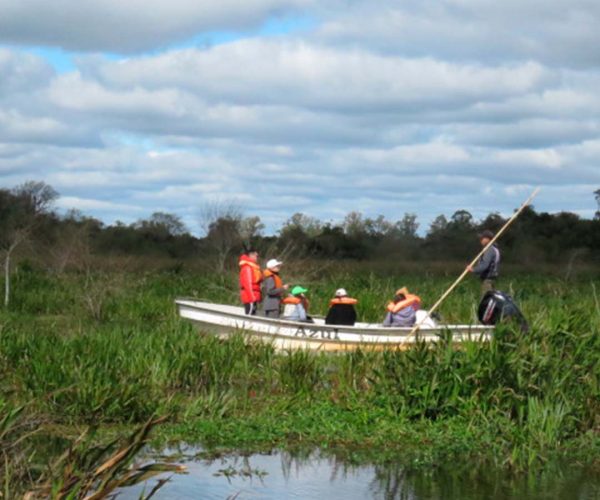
left=175, top=299, right=494, bottom=352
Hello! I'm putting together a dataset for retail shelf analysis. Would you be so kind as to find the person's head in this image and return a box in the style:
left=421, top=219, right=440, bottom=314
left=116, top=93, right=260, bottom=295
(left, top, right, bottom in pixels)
left=266, top=258, right=283, bottom=273
left=478, top=229, right=494, bottom=246
left=335, top=288, right=348, bottom=298
left=291, top=286, right=308, bottom=297
left=247, top=249, right=259, bottom=262
left=393, top=287, right=408, bottom=303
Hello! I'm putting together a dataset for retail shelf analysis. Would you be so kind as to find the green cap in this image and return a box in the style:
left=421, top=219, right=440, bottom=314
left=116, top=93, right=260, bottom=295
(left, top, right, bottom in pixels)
left=291, top=286, right=308, bottom=296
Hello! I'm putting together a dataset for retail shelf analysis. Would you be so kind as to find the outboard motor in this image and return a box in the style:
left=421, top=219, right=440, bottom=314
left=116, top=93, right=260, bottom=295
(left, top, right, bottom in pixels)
left=478, top=290, right=529, bottom=333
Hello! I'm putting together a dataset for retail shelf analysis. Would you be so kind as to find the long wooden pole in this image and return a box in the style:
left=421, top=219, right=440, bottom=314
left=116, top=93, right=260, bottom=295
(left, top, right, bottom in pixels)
left=409, top=187, right=540, bottom=336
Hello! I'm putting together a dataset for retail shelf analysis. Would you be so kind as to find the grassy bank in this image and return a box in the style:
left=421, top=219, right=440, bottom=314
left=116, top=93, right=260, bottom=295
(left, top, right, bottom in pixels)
left=1, top=267, right=599, bottom=493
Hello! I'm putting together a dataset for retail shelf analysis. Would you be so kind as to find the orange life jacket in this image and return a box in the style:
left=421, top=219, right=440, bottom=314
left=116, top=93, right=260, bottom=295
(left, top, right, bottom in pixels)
left=282, top=295, right=310, bottom=309
left=329, top=297, right=358, bottom=307
left=386, top=294, right=421, bottom=313
left=239, top=256, right=262, bottom=284
left=263, top=269, right=283, bottom=289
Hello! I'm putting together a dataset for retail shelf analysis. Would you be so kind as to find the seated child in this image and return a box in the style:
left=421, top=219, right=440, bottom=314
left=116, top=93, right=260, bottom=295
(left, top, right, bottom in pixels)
left=282, top=286, right=312, bottom=322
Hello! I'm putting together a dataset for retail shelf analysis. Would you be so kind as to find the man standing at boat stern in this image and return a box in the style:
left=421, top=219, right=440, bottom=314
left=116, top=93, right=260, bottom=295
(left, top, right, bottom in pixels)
left=239, top=249, right=262, bottom=315
left=467, top=230, right=500, bottom=296
left=262, top=259, right=289, bottom=318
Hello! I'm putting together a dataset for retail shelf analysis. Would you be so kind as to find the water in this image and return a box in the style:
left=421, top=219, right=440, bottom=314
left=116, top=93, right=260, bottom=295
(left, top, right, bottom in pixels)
left=119, top=448, right=600, bottom=499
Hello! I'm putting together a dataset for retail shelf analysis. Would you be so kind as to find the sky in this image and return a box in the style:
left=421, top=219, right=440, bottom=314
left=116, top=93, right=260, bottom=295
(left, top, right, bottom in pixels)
left=1, top=0, right=599, bottom=235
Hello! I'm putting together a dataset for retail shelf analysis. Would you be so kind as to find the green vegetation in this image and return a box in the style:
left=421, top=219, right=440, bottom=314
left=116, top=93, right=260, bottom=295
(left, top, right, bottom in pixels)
left=2, top=182, right=599, bottom=280
left=1, top=266, right=599, bottom=496
left=0, top=404, right=182, bottom=498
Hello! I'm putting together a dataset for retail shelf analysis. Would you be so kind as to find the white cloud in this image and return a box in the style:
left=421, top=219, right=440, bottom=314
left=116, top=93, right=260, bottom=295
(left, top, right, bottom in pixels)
left=0, top=0, right=311, bottom=52
left=0, top=1, right=599, bottom=233
left=0, top=48, right=53, bottom=95
left=316, top=0, right=600, bottom=68
left=90, top=41, right=552, bottom=112
left=57, top=196, right=142, bottom=213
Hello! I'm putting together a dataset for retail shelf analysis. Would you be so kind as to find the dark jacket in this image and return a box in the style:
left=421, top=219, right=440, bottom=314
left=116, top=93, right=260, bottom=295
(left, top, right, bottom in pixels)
left=325, top=299, right=357, bottom=326
left=472, top=244, right=500, bottom=280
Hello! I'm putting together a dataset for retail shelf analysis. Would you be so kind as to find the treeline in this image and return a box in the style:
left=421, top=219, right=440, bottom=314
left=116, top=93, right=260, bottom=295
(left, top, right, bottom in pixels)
left=1, top=182, right=600, bottom=275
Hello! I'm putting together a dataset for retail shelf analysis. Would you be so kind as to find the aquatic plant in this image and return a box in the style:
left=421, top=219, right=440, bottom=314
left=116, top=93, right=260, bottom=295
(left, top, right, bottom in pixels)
left=0, top=267, right=598, bottom=480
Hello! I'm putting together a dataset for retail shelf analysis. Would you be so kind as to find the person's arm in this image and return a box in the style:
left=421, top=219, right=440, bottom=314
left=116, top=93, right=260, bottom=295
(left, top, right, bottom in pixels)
left=241, top=266, right=259, bottom=302
left=298, top=303, right=307, bottom=321
left=266, top=279, right=287, bottom=297
left=350, top=307, right=357, bottom=324
left=325, top=306, right=336, bottom=325
left=472, top=248, right=493, bottom=276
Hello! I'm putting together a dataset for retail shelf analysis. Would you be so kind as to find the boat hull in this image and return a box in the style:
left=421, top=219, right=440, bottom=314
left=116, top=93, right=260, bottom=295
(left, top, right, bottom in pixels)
left=175, top=299, right=493, bottom=352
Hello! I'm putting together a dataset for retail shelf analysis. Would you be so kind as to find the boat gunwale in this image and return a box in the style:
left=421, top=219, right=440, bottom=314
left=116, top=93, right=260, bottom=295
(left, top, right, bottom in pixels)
left=175, top=297, right=494, bottom=337
left=179, top=318, right=492, bottom=348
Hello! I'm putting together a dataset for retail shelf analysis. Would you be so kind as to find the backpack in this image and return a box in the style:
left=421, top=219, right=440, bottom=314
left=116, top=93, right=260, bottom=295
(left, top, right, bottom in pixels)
left=478, top=290, right=529, bottom=333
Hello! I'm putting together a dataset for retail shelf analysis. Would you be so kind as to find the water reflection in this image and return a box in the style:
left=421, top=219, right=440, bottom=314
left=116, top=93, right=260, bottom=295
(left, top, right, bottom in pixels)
left=369, top=460, right=600, bottom=500
left=119, top=447, right=600, bottom=499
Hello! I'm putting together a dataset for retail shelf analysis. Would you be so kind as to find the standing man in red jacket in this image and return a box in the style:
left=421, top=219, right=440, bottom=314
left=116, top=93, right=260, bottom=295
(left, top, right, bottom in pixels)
left=239, top=249, right=262, bottom=315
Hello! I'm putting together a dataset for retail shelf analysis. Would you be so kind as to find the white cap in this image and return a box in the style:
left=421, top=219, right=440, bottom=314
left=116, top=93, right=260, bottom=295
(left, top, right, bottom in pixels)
left=266, top=258, right=283, bottom=270
left=335, top=288, right=348, bottom=297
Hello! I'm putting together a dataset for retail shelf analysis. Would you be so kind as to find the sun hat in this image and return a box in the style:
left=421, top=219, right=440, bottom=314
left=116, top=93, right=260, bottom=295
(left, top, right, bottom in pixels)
left=395, top=287, right=409, bottom=296
left=266, top=258, right=283, bottom=270
left=291, top=286, right=308, bottom=296
left=335, top=288, right=348, bottom=297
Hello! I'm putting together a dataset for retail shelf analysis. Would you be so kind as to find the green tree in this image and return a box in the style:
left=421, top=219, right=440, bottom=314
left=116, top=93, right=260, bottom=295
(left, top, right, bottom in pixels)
left=0, top=181, right=58, bottom=306
left=278, top=213, right=321, bottom=257
left=199, top=201, right=244, bottom=271
left=279, top=213, right=322, bottom=238
left=428, top=215, right=448, bottom=237
left=240, top=216, right=265, bottom=245
left=449, top=210, right=474, bottom=230
left=142, top=212, right=188, bottom=237
left=395, top=213, right=419, bottom=239
left=49, top=209, right=103, bottom=273
left=368, top=215, right=393, bottom=237
left=343, top=211, right=368, bottom=238
left=205, top=217, right=242, bottom=271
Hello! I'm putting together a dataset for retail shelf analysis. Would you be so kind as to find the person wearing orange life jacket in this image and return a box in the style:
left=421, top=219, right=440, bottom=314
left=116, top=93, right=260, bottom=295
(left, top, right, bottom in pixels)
left=282, top=286, right=313, bottom=322
left=238, top=249, right=262, bottom=315
left=383, top=287, right=421, bottom=327
left=325, top=288, right=358, bottom=326
left=262, top=259, right=289, bottom=318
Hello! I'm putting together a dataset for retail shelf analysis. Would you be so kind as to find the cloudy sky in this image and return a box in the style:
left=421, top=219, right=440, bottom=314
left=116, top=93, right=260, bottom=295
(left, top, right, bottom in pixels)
left=1, top=0, right=599, bottom=234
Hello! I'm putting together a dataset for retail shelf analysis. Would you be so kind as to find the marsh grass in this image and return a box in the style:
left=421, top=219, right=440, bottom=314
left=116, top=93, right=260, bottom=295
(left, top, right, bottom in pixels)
left=0, top=266, right=599, bottom=481
left=0, top=400, right=182, bottom=498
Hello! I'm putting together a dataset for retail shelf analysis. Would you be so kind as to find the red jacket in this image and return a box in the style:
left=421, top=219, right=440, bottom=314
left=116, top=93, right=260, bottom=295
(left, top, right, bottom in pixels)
left=239, top=255, right=262, bottom=304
